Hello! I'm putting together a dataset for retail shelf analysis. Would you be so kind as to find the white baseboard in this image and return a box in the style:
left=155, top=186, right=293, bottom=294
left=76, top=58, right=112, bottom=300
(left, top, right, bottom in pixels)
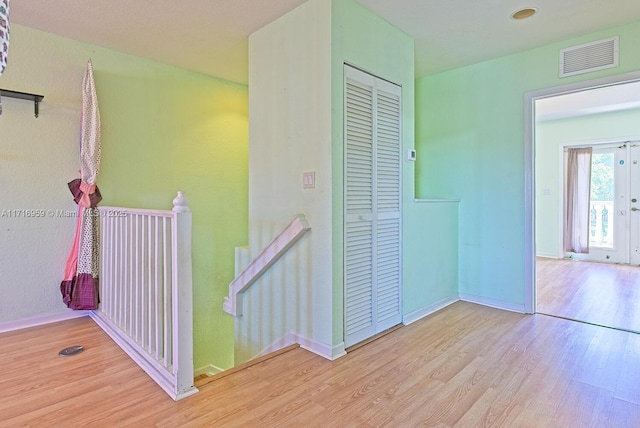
left=259, top=331, right=346, bottom=362
left=294, top=333, right=346, bottom=361
left=195, top=364, right=224, bottom=377
left=0, top=310, right=91, bottom=334
left=536, top=253, right=560, bottom=259
left=403, top=296, right=459, bottom=325
left=330, top=342, right=347, bottom=360
left=255, top=294, right=525, bottom=364
left=259, top=332, right=298, bottom=357
left=458, top=293, right=525, bottom=313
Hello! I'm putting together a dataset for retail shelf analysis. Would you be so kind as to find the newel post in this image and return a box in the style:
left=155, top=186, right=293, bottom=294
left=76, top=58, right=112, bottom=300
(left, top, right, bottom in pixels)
left=172, top=191, right=197, bottom=398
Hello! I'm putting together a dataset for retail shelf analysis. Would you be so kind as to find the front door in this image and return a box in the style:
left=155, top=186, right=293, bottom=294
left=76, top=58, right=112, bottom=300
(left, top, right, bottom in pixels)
left=572, top=142, right=640, bottom=264
left=584, top=145, right=627, bottom=263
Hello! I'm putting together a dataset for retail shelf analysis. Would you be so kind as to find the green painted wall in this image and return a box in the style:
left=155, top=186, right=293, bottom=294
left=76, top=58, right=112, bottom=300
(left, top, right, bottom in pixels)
left=416, top=20, right=640, bottom=306
left=536, top=108, right=640, bottom=257
left=0, top=25, right=248, bottom=372
left=240, top=0, right=459, bottom=359
left=331, top=0, right=412, bottom=344
left=402, top=200, right=459, bottom=317
left=331, top=0, right=458, bottom=340
left=99, top=63, right=249, bottom=373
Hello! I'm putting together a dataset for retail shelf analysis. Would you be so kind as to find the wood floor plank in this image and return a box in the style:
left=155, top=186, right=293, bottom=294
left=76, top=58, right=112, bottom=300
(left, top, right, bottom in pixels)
left=614, top=332, right=640, bottom=405
left=537, top=257, right=640, bottom=332
left=2, top=302, right=640, bottom=426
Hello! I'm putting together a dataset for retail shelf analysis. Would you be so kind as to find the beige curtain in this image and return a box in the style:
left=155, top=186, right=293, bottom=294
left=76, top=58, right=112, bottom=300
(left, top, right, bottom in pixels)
left=564, top=147, right=592, bottom=254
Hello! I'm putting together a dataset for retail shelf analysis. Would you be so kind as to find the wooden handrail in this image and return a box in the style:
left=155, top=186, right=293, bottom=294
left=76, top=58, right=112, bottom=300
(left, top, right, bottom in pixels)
left=223, top=214, right=311, bottom=316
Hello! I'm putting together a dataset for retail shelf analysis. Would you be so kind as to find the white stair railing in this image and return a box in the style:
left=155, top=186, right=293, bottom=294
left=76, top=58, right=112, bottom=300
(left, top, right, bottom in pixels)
left=91, top=191, right=197, bottom=401
left=223, top=214, right=311, bottom=316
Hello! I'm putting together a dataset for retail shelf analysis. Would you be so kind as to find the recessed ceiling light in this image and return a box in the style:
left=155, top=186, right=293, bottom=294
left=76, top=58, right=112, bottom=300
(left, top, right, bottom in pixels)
left=511, top=7, right=537, bottom=20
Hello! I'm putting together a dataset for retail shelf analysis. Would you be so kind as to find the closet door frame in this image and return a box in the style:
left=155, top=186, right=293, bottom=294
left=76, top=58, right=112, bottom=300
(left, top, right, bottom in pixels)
left=343, top=64, right=403, bottom=348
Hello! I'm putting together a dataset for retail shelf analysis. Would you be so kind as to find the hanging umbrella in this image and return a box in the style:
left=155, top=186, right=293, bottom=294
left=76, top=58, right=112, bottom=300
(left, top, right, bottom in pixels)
left=60, top=60, right=102, bottom=310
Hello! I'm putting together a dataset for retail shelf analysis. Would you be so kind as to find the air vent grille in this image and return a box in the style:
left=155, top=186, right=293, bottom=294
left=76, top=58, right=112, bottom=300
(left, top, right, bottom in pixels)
left=560, top=36, right=618, bottom=78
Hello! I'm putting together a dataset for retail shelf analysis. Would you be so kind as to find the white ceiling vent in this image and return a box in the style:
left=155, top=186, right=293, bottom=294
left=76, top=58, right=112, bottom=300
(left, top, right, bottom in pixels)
left=560, top=36, right=619, bottom=78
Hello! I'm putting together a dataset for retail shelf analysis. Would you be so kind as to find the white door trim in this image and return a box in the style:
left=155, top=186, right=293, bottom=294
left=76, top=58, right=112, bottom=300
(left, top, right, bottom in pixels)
left=631, top=145, right=640, bottom=264
left=343, top=64, right=403, bottom=347
left=524, top=70, right=640, bottom=314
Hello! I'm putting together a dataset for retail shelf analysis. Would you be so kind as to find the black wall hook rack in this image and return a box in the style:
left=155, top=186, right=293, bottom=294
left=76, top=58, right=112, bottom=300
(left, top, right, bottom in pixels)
left=0, top=89, right=45, bottom=118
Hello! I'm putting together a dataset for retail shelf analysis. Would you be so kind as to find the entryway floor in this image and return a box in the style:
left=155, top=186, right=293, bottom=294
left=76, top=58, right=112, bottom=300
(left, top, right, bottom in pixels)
left=537, top=257, right=640, bottom=333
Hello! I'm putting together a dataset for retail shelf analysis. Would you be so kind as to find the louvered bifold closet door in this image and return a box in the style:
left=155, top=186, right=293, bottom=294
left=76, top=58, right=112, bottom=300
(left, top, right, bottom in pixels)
left=345, top=70, right=376, bottom=346
left=375, top=83, right=402, bottom=332
left=344, top=65, right=402, bottom=348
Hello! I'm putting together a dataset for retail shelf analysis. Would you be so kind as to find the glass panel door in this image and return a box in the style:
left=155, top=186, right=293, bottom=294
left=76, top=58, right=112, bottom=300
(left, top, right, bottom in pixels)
left=584, top=145, right=627, bottom=263
left=589, top=151, right=614, bottom=249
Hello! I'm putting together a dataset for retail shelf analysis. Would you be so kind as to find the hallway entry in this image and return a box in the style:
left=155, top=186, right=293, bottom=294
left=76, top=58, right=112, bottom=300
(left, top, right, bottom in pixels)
left=531, top=75, right=640, bottom=330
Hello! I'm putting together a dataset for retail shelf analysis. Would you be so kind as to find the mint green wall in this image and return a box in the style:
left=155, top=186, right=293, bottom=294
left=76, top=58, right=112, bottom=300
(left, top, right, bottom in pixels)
left=240, top=0, right=459, bottom=359
left=536, top=108, right=640, bottom=257
left=0, top=25, right=248, bottom=372
left=402, top=200, right=459, bottom=316
left=416, top=20, right=640, bottom=306
left=332, top=0, right=458, bottom=340
left=331, top=0, right=412, bottom=344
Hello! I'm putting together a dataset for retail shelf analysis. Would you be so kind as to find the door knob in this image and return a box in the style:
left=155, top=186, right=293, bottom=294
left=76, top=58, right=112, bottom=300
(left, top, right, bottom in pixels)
left=633, top=207, right=640, bottom=211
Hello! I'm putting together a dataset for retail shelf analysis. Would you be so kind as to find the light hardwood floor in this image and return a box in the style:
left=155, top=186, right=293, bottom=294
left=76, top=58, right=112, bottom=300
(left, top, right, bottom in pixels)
left=1, top=302, right=640, bottom=427
left=537, top=257, right=640, bottom=332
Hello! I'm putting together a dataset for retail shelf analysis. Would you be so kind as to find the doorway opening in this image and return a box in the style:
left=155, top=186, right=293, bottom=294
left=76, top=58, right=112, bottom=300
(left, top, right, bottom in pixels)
left=526, top=72, right=640, bottom=332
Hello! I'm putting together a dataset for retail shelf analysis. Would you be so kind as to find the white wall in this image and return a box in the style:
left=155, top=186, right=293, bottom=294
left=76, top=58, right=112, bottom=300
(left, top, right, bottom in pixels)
left=535, top=108, right=640, bottom=257
left=237, top=0, right=334, bottom=363
left=0, top=26, right=92, bottom=324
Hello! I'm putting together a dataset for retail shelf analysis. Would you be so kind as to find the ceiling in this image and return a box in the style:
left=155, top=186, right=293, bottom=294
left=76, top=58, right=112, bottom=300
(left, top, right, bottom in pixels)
left=536, top=80, right=640, bottom=122
left=10, top=0, right=640, bottom=85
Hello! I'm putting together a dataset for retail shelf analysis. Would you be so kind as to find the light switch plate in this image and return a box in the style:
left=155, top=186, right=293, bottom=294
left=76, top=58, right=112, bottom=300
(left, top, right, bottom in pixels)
left=407, top=149, right=416, bottom=161
left=303, top=171, right=316, bottom=189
